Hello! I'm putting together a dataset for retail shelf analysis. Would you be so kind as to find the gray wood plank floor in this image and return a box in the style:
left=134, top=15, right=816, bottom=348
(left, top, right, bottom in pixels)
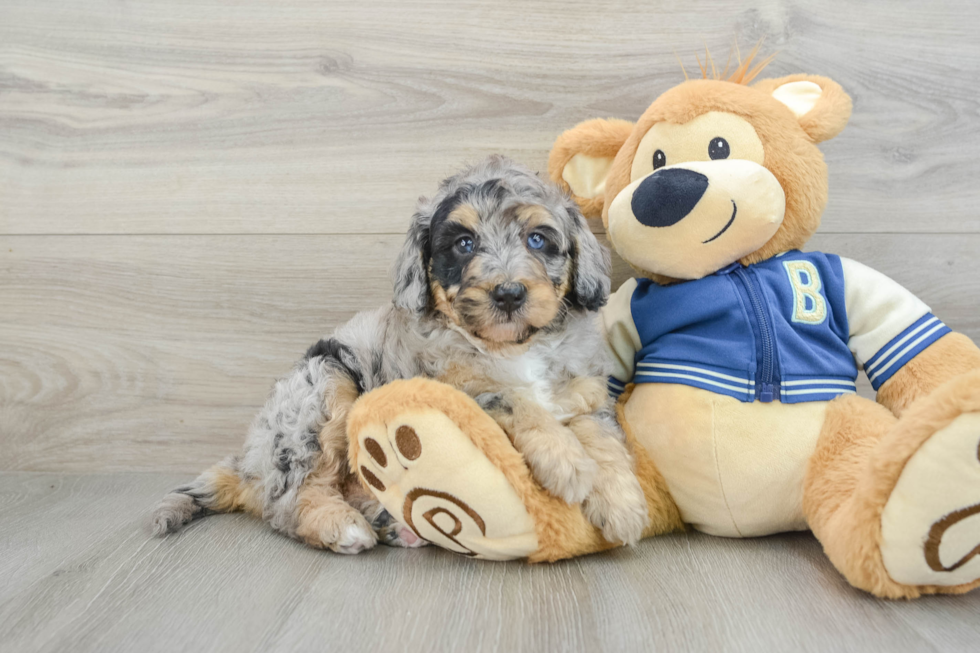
left=3, top=0, right=980, bottom=650
left=2, top=473, right=979, bottom=653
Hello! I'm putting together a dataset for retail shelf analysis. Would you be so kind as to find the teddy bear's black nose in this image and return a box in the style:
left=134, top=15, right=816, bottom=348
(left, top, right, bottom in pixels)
left=631, top=168, right=709, bottom=228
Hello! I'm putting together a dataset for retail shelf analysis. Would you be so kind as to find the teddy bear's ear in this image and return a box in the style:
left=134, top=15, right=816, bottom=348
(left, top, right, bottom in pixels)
left=754, top=74, right=853, bottom=144
left=548, top=118, right=634, bottom=219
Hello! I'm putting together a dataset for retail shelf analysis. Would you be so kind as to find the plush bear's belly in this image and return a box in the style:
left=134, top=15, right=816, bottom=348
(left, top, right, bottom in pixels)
left=624, top=383, right=829, bottom=537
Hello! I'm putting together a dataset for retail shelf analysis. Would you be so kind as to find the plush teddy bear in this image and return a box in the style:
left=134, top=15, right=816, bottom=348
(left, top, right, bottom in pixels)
left=544, top=61, right=980, bottom=598
left=348, top=60, right=980, bottom=599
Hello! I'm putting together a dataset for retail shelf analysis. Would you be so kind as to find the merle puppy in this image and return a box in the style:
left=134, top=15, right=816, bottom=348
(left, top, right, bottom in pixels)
left=152, top=156, right=649, bottom=553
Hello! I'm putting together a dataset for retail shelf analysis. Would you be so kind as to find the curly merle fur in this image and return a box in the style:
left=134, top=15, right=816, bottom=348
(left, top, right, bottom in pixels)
left=151, top=155, right=648, bottom=553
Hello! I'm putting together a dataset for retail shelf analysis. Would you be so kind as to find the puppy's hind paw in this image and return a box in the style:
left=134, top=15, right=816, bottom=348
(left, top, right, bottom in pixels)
left=374, top=509, right=429, bottom=549
left=380, top=522, right=429, bottom=549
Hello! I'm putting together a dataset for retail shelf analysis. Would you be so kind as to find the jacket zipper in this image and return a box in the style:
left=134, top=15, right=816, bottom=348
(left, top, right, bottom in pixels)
left=733, top=267, right=776, bottom=402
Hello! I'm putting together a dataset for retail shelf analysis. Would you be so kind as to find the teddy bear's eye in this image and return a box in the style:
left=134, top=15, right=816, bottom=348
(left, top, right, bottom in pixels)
left=652, top=149, right=667, bottom=170
left=708, top=137, right=730, bottom=160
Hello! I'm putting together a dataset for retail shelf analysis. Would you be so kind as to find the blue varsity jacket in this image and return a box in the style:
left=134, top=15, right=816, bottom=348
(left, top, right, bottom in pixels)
left=604, top=251, right=950, bottom=404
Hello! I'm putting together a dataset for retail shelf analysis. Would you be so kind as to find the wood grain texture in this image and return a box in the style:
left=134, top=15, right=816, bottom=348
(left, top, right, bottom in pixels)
left=0, top=234, right=397, bottom=471
left=2, top=2, right=980, bottom=646
left=2, top=233, right=978, bottom=472
left=2, top=0, right=980, bottom=235
left=1, top=472, right=978, bottom=653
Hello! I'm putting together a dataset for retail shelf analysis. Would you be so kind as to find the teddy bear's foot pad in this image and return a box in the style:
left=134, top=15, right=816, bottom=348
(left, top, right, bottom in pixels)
left=881, top=412, right=980, bottom=587
left=354, top=408, right=538, bottom=561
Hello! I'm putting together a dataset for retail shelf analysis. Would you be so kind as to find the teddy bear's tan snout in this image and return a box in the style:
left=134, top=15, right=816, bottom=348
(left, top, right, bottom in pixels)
left=607, top=159, right=786, bottom=280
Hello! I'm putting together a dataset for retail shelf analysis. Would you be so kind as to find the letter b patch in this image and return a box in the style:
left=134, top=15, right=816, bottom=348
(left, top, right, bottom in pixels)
left=783, top=260, right=827, bottom=325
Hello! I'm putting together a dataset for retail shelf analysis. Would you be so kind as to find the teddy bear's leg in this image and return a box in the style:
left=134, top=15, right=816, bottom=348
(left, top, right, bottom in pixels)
left=347, top=377, right=615, bottom=562
left=803, top=395, right=899, bottom=594
left=804, top=373, right=980, bottom=598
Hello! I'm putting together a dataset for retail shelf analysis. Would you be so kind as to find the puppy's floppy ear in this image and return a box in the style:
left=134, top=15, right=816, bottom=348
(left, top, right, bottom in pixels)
left=754, top=74, right=853, bottom=144
left=391, top=209, right=431, bottom=313
left=566, top=202, right=611, bottom=312
left=548, top=118, right=634, bottom=219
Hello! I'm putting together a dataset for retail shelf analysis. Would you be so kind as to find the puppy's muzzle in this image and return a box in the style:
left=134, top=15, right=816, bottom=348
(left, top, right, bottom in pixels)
left=490, top=282, right=527, bottom=313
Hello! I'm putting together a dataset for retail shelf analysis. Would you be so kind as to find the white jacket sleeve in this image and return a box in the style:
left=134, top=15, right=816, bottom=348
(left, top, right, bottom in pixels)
left=601, top=278, right=642, bottom=397
left=840, top=257, right=951, bottom=391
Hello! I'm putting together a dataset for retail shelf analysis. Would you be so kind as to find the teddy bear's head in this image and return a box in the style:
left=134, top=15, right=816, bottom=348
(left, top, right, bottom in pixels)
left=549, top=67, right=852, bottom=283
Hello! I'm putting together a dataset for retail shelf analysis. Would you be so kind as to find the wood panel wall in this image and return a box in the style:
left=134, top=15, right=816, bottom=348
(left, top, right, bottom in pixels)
left=3, top=0, right=979, bottom=472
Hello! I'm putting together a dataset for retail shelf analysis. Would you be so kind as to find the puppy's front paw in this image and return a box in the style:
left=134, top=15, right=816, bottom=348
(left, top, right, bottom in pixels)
left=335, top=519, right=378, bottom=555
left=561, top=377, right=610, bottom=416
left=475, top=392, right=511, bottom=415
left=521, top=432, right=598, bottom=505
left=583, top=469, right=649, bottom=546
left=299, top=507, right=378, bottom=555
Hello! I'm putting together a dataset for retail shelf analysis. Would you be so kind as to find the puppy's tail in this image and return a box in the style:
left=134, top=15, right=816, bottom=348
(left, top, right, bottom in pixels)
left=150, top=456, right=260, bottom=536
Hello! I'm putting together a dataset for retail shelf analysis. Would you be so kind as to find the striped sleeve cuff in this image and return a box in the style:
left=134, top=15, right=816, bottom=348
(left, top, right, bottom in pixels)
left=865, top=313, right=951, bottom=391
left=607, top=376, right=627, bottom=399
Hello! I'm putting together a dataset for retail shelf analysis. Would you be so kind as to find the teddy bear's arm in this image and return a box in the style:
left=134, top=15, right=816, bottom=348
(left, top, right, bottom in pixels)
left=838, top=257, right=979, bottom=413
left=875, top=333, right=980, bottom=416
left=601, top=278, right=641, bottom=397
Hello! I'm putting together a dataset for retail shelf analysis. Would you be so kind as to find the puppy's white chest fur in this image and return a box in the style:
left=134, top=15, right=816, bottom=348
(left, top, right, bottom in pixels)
left=499, top=349, right=568, bottom=420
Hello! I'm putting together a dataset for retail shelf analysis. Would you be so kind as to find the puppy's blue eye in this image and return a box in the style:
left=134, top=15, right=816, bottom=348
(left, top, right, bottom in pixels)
left=527, top=233, right=546, bottom=250
left=455, top=236, right=474, bottom=254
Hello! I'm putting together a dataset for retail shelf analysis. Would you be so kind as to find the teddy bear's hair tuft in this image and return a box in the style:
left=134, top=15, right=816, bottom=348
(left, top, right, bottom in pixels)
left=678, top=40, right=777, bottom=86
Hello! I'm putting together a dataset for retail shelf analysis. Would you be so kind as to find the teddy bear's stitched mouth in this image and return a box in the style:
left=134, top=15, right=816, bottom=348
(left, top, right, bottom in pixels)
left=702, top=200, right=738, bottom=244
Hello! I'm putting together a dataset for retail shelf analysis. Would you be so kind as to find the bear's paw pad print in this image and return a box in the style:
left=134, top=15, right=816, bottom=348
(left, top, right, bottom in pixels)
left=354, top=409, right=539, bottom=560
left=881, top=412, right=980, bottom=587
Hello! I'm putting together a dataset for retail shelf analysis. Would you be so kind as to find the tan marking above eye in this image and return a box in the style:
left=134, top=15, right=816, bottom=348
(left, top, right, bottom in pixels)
left=515, top=204, right=568, bottom=250
left=395, top=425, right=422, bottom=460
left=631, top=111, right=765, bottom=182
left=514, top=205, right=565, bottom=246
left=447, top=204, right=481, bottom=230
left=515, top=205, right=556, bottom=229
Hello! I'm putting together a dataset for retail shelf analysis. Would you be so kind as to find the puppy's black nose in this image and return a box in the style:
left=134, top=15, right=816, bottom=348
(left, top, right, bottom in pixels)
left=631, top=168, right=709, bottom=228
left=490, top=283, right=527, bottom=313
